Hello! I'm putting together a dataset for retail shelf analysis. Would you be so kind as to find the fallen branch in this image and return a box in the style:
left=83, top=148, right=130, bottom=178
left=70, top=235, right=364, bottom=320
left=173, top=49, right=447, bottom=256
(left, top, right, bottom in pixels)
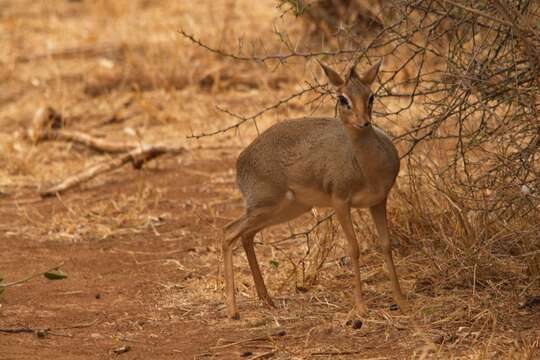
left=40, top=144, right=186, bottom=197
left=29, top=106, right=136, bottom=153
left=0, top=327, right=36, bottom=334
left=0, top=318, right=99, bottom=338
left=41, top=129, right=138, bottom=153
left=28, top=106, right=187, bottom=197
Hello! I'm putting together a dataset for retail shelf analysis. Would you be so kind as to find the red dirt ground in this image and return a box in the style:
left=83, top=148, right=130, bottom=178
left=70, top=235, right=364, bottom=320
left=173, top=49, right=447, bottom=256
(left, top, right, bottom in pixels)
left=2, top=154, right=538, bottom=359
left=0, top=155, right=417, bottom=360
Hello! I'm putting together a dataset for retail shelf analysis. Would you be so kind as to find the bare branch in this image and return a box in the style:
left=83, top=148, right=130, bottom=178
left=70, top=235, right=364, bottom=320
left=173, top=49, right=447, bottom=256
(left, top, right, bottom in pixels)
left=178, top=29, right=362, bottom=62
left=40, top=144, right=186, bottom=197
left=187, top=84, right=325, bottom=139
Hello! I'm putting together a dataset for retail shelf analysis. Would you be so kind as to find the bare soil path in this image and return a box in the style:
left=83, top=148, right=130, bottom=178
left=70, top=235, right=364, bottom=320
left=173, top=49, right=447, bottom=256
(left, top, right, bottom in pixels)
left=0, top=155, right=421, bottom=359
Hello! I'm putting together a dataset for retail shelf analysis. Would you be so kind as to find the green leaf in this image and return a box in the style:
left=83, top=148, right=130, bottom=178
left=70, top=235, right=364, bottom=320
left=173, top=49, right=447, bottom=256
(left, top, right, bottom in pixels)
left=269, top=260, right=279, bottom=269
left=43, top=270, right=67, bottom=280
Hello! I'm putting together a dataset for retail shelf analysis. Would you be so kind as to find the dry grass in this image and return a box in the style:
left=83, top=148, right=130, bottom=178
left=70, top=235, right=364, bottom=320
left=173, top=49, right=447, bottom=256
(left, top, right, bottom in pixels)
left=0, top=0, right=539, bottom=358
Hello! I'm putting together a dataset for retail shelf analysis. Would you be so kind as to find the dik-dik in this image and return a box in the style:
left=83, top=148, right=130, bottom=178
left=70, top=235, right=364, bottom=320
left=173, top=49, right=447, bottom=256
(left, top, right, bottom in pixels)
left=223, top=60, right=409, bottom=319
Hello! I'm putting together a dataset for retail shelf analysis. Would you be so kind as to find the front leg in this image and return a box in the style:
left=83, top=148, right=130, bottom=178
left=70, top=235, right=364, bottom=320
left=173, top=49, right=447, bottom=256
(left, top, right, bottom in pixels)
left=333, top=202, right=367, bottom=316
left=370, top=200, right=409, bottom=313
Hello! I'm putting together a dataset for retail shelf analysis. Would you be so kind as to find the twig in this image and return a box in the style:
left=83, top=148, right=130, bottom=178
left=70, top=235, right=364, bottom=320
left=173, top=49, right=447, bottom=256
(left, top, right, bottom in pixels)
left=212, top=336, right=269, bottom=350
left=249, top=351, right=276, bottom=359
left=40, top=130, right=139, bottom=153
left=55, top=318, right=99, bottom=330
left=269, top=212, right=334, bottom=245
left=188, top=85, right=323, bottom=139
left=311, top=350, right=364, bottom=356
left=212, top=330, right=287, bottom=350
left=40, top=144, right=186, bottom=197
left=0, top=318, right=98, bottom=337
left=28, top=105, right=187, bottom=196
left=29, top=106, right=139, bottom=153
left=441, top=0, right=536, bottom=35
left=116, top=336, right=156, bottom=345
left=0, top=328, right=37, bottom=334
left=178, top=29, right=360, bottom=62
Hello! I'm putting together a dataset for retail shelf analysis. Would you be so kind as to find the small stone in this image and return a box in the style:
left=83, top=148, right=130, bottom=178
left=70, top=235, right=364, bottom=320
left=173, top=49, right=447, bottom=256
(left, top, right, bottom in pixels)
left=275, top=329, right=286, bottom=337
left=95, top=293, right=101, bottom=299
left=240, top=351, right=253, bottom=357
left=36, top=329, right=48, bottom=338
left=389, top=303, right=399, bottom=311
left=351, top=319, right=363, bottom=329
left=112, top=345, right=131, bottom=354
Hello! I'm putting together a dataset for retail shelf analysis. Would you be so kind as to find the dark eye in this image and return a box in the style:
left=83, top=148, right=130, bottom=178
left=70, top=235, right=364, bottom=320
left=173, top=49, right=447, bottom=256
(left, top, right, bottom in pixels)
left=337, top=95, right=351, bottom=109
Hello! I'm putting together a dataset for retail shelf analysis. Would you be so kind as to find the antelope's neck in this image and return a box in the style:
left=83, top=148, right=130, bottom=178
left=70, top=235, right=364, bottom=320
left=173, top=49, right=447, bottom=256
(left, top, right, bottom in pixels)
left=345, top=126, right=399, bottom=185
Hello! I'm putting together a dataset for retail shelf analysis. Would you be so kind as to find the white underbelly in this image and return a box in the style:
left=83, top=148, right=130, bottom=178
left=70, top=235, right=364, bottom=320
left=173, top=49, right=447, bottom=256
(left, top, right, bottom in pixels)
left=287, top=186, right=333, bottom=207
left=287, top=185, right=386, bottom=209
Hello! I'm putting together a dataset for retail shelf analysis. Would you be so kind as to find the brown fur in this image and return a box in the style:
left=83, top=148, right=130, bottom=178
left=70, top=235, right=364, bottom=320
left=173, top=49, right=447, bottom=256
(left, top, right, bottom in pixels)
left=237, top=117, right=399, bottom=209
left=222, top=61, right=409, bottom=320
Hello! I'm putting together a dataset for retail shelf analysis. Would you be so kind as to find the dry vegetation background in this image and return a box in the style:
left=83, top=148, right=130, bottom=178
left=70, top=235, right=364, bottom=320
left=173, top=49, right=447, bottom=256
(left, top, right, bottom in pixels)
left=0, top=0, right=539, bottom=359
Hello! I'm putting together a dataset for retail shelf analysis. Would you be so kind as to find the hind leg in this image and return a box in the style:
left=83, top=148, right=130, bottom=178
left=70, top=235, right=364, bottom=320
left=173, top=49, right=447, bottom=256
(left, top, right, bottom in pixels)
left=241, top=231, right=274, bottom=308
left=223, top=198, right=310, bottom=319
left=223, top=217, right=245, bottom=319
left=241, top=200, right=310, bottom=307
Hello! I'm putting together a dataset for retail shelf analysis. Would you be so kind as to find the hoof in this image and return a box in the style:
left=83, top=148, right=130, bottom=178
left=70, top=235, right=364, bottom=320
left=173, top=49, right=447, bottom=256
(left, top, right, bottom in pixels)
left=346, top=319, right=363, bottom=329
left=346, top=307, right=366, bottom=327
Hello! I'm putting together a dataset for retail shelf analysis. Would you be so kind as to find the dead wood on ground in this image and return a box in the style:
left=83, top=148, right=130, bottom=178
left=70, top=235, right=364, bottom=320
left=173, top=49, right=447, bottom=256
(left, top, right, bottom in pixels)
left=29, top=106, right=186, bottom=197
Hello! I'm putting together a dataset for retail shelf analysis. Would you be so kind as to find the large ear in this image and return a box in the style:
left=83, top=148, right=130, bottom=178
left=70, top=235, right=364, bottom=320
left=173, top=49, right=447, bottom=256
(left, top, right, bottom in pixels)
left=319, top=61, right=344, bottom=87
left=361, top=59, right=382, bottom=85
left=346, top=62, right=361, bottom=82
